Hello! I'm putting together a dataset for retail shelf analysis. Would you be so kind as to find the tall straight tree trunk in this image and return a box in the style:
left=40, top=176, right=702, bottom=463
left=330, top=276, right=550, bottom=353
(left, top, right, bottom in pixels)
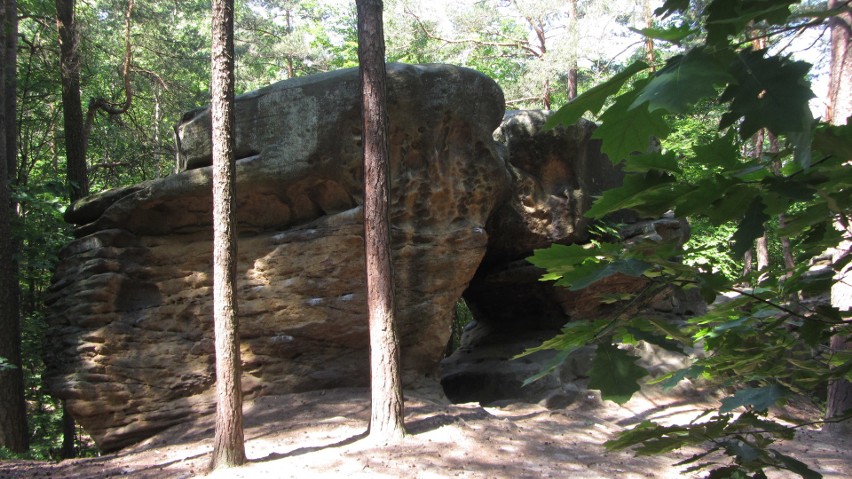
left=825, top=0, right=852, bottom=437
left=55, top=0, right=88, bottom=201
left=209, top=0, right=246, bottom=469
left=0, top=0, right=28, bottom=453
left=4, top=0, right=14, bottom=181
left=356, top=0, right=405, bottom=443
left=566, top=0, right=578, bottom=101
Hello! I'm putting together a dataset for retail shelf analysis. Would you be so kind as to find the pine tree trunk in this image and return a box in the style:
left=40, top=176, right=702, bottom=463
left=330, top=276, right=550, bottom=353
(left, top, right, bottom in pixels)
left=4, top=0, right=15, bottom=181
left=566, top=0, right=577, bottom=101
left=209, top=0, right=246, bottom=469
left=0, top=0, right=28, bottom=453
left=55, top=0, right=88, bottom=201
left=61, top=400, right=75, bottom=458
left=357, top=0, right=405, bottom=443
left=824, top=0, right=852, bottom=437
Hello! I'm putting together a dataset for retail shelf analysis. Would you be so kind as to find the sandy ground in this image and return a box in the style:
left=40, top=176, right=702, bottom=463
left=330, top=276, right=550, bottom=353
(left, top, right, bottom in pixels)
left=0, top=384, right=849, bottom=479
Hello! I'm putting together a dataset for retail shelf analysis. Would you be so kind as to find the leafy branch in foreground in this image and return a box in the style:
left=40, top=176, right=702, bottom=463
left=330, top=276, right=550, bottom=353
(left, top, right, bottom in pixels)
left=525, top=1, right=851, bottom=478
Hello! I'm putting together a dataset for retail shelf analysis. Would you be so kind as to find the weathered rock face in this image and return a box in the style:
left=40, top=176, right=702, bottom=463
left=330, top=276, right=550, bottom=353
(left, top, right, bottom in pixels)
left=486, top=111, right=624, bottom=265
left=45, top=63, right=510, bottom=451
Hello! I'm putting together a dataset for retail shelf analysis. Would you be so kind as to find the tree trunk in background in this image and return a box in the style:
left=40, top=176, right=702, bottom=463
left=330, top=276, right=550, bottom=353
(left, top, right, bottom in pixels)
left=4, top=0, right=15, bottom=181
left=356, top=0, right=406, bottom=443
left=209, top=0, right=246, bottom=469
left=825, top=0, right=852, bottom=437
left=0, top=0, right=28, bottom=453
left=566, top=0, right=577, bottom=101
left=55, top=0, right=88, bottom=201
left=61, top=401, right=75, bottom=458
left=756, top=235, right=769, bottom=273
left=643, top=0, right=655, bottom=70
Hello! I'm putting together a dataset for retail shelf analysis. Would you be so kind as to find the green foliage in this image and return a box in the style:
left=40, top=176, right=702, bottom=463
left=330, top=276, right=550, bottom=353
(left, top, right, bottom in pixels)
left=525, top=0, right=850, bottom=477
left=587, top=342, right=649, bottom=405
left=447, top=298, right=474, bottom=355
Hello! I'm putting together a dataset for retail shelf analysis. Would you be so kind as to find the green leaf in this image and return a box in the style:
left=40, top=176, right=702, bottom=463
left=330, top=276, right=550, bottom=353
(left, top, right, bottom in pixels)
left=528, top=243, right=608, bottom=278
left=719, top=384, right=788, bottom=413
left=655, top=0, right=690, bottom=19
left=544, top=61, right=649, bottom=130
left=693, top=131, right=742, bottom=170
left=588, top=342, right=649, bottom=405
left=623, top=151, right=682, bottom=174
left=633, top=48, right=733, bottom=114
left=521, top=347, right=576, bottom=386
left=626, top=327, right=685, bottom=354
left=605, top=420, right=664, bottom=450
left=813, top=122, right=852, bottom=162
left=586, top=170, right=676, bottom=218
left=630, top=23, right=696, bottom=44
left=594, top=87, right=672, bottom=162
left=719, top=50, right=815, bottom=139
left=731, top=196, right=769, bottom=258
left=722, top=438, right=762, bottom=463
left=705, top=184, right=760, bottom=226
left=516, top=319, right=610, bottom=357
left=769, top=449, right=823, bottom=479
left=647, top=316, right=695, bottom=346
left=652, top=365, right=706, bottom=390
left=555, top=258, right=652, bottom=291
left=705, top=0, right=795, bottom=46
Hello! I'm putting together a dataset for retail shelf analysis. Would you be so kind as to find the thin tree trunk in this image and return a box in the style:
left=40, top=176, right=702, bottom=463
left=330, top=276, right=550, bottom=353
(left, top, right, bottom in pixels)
left=756, top=235, right=769, bottom=272
left=61, top=400, right=75, bottom=458
left=55, top=0, right=88, bottom=201
left=209, top=0, right=246, bottom=469
left=643, top=0, right=655, bottom=71
left=566, top=0, right=578, bottom=101
left=55, top=0, right=82, bottom=452
left=741, top=248, right=754, bottom=281
left=0, top=0, right=28, bottom=453
left=825, top=0, right=852, bottom=437
left=356, top=0, right=405, bottom=443
left=4, top=0, right=15, bottom=179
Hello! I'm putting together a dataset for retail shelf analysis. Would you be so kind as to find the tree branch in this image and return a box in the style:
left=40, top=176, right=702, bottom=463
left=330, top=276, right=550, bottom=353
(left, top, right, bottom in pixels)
left=404, top=7, right=541, bottom=58
left=83, top=0, right=135, bottom=149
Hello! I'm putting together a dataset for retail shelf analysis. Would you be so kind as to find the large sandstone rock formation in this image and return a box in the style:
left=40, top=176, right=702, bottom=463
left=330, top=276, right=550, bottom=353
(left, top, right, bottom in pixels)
left=45, top=64, right=691, bottom=452
left=45, top=64, right=510, bottom=451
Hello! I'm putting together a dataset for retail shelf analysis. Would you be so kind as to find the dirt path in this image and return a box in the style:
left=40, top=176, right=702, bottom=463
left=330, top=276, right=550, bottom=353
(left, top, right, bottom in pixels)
left=1, top=386, right=848, bottom=479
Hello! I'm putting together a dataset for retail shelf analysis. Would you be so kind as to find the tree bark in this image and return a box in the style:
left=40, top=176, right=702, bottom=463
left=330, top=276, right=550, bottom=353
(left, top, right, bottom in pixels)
left=825, top=0, right=852, bottom=437
left=643, top=0, right=655, bottom=71
left=4, top=0, right=15, bottom=181
left=209, top=0, right=246, bottom=469
left=356, top=0, right=405, bottom=443
left=55, top=0, right=88, bottom=201
left=566, top=0, right=578, bottom=101
left=61, top=400, right=75, bottom=458
left=0, top=0, right=28, bottom=453
left=756, top=235, right=769, bottom=273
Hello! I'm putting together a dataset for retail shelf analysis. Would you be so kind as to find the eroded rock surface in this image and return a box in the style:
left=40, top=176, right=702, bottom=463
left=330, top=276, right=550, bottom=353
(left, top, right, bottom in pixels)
left=45, top=64, right=509, bottom=451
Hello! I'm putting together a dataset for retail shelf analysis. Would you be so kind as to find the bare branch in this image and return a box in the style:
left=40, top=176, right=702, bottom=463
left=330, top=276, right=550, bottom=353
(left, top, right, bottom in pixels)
left=404, top=7, right=541, bottom=58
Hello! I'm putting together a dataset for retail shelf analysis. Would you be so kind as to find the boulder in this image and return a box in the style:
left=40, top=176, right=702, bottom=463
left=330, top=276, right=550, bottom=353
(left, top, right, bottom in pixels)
left=44, top=63, right=510, bottom=451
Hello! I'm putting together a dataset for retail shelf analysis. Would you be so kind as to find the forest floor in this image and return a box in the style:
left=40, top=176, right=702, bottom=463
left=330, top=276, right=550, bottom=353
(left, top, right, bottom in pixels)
left=0, top=382, right=849, bottom=479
